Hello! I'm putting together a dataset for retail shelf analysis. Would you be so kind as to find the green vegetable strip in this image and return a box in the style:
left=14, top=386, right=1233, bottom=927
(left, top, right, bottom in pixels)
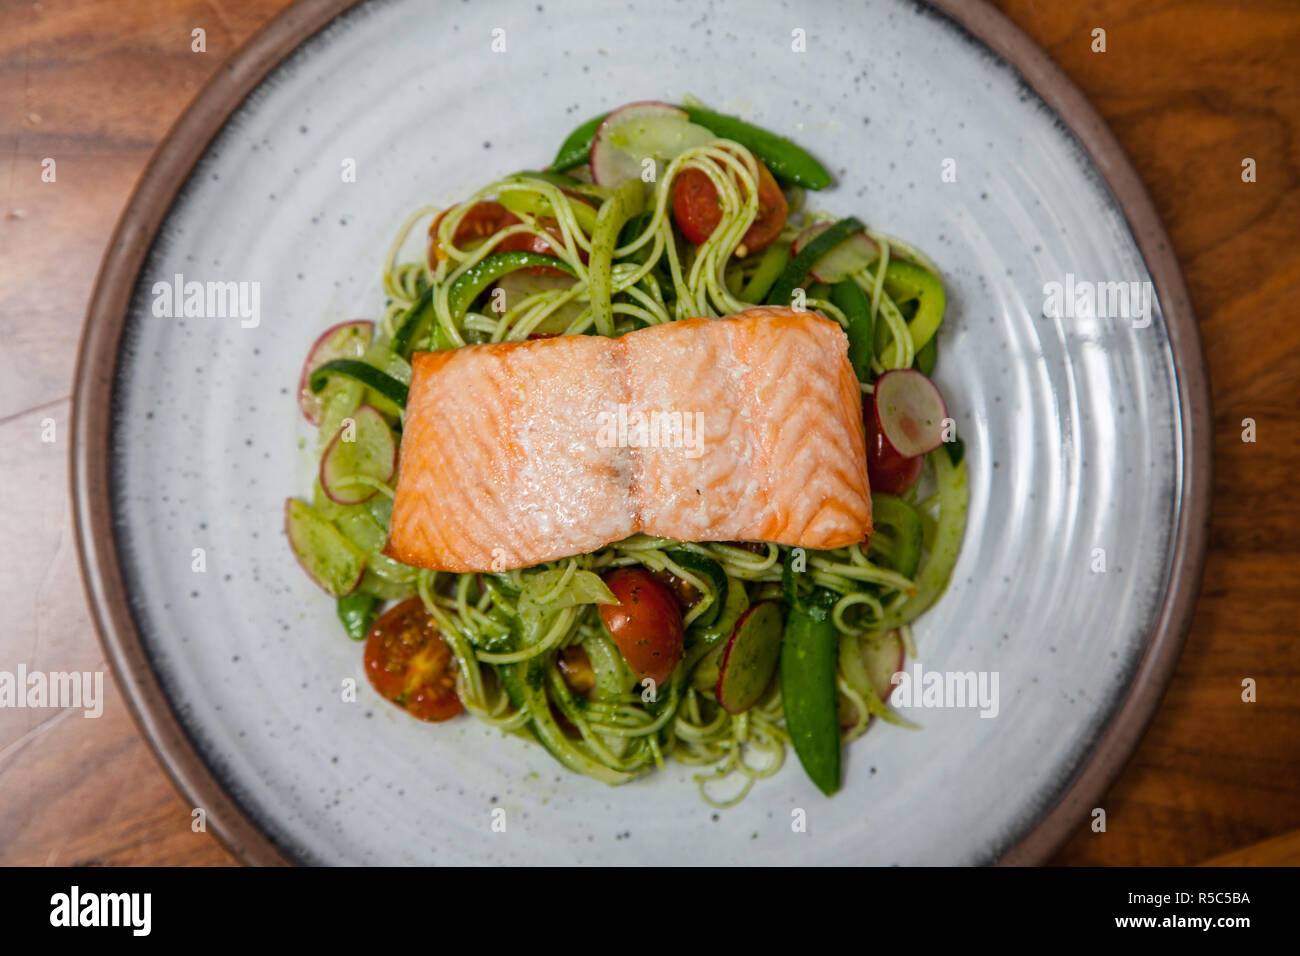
left=589, top=179, right=645, bottom=336
left=885, top=451, right=968, bottom=627
left=915, top=336, right=938, bottom=376
left=831, top=279, right=874, bottom=381
left=877, top=260, right=945, bottom=366
left=501, top=661, right=635, bottom=784
left=392, top=284, right=463, bottom=357
left=739, top=240, right=790, bottom=303
left=765, top=217, right=866, bottom=308
left=683, top=104, right=832, bottom=189
left=309, top=359, right=409, bottom=408
left=869, top=494, right=925, bottom=579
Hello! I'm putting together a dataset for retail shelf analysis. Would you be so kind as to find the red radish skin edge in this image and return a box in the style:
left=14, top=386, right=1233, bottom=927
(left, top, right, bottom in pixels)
left=284, top=499, right=363, bottom=597
left=714, top=600, right=780, bottom=715
left=873, top=368, right=950, bottom=458
left=589, top=101, right=686, bottom=186
left=318, top=404, right=397, bottom=506
left=839, top=636, right=906, bottom=729
left=791, top=223, right=878, bottom=283
left=876, top=638, right=907, bottom=703
left=297, top=320, right=374, bottom=425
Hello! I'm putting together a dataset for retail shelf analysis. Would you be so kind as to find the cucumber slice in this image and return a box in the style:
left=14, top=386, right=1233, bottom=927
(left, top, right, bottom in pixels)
left=319, top=404, right=397, bottom=505
left=285, top=498, right=365, bottom=597
left=793, top=222, right=879, bottom=283
left=309, top=359, right=409, bottom=409
left=764, top=216, right=866, bottom=307
left=715, top=600, right=784, bottom=714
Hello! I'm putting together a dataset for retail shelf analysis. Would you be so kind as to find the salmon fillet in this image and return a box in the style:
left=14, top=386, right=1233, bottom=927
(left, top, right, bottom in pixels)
left=385, top=307, right=871, bottom=572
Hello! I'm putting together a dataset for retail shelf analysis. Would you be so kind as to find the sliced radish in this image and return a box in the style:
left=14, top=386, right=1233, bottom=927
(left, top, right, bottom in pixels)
left=862, top=631, right=906, bottom=702
left=792, top=222, right=879, bottom=283
left=285, top=498, right=365, bottom=597
left=590, top=101, right=715, bottom=187
left=715, top=600, right=785, bottom=714
left=873, top=368, right=949, bottom=458
left=319, top=404, right=397, bottom=505
left=298, top=321, right=373, bottom=425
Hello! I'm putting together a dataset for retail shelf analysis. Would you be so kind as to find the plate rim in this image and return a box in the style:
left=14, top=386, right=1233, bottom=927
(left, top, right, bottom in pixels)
left=69, top=0, right=1212, bottom=867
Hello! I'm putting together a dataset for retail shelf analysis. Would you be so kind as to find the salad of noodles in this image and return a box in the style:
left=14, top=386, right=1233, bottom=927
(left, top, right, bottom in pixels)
left=287, top=97, right=968, bottom=804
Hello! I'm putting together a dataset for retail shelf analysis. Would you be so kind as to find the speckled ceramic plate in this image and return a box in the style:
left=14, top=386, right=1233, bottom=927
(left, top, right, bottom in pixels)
left=73, top=0, right=1210, bottom=865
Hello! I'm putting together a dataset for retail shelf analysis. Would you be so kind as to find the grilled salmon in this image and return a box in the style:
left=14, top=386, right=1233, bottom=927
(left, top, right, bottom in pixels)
left=385, top=307, right=871, bottom=572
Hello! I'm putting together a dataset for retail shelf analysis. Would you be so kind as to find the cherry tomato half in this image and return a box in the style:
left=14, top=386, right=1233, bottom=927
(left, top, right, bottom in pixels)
left=598, top=568, right=684, bottom=688
left=863, top=392, right=922, bottom=495
left=672, top=158, right=787, bottom=255
left=496, top=216, right=580, bottom=276
left=428, top=201, right=520, bottom=267
left=430, top=203, right=579, bottom=278
left=363, top=598, right=463, bottom=722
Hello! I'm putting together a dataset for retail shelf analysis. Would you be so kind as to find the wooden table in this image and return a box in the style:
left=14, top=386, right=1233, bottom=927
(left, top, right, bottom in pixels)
left=1, top=0, right=1296, bottom=866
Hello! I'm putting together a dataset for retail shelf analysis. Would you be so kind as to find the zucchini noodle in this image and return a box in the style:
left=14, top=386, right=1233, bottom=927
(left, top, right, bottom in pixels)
left=297, top=125, right=967, bottom=804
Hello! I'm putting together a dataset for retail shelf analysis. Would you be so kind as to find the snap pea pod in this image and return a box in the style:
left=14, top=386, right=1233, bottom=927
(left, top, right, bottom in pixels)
left=589, top=179, right=645, bottom=335
left=682, top=105, right=832, bottom=189
left=870, top=493, right=924, bottom=579
left=738, top=240, right=790, bottom=303
left=309, top=359, right=409, bottom=409
left=831, top=279, right=874, bottom=382
left=549, top=113, right=607, bottom=172
left=336, top=592, right=378, bottom=642
left=548, top=104, right=833, bottom=189
left=780, top=588, right=841, bottom=796
left=507, top=169, right=585, bottom=189
left=764, top=217, right=866, bottom=308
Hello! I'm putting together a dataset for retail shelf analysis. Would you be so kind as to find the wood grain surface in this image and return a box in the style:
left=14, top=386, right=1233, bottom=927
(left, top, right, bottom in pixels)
left=1, top=0, right=1296, bottom=866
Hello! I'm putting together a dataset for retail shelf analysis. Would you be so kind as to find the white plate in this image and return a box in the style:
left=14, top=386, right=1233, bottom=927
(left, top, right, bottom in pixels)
left=82, top=0, right=1208, bottom=865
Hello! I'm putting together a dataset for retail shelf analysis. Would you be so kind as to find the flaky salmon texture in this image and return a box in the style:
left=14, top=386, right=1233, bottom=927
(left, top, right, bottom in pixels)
left=384, top=306, right=873, bottom=572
